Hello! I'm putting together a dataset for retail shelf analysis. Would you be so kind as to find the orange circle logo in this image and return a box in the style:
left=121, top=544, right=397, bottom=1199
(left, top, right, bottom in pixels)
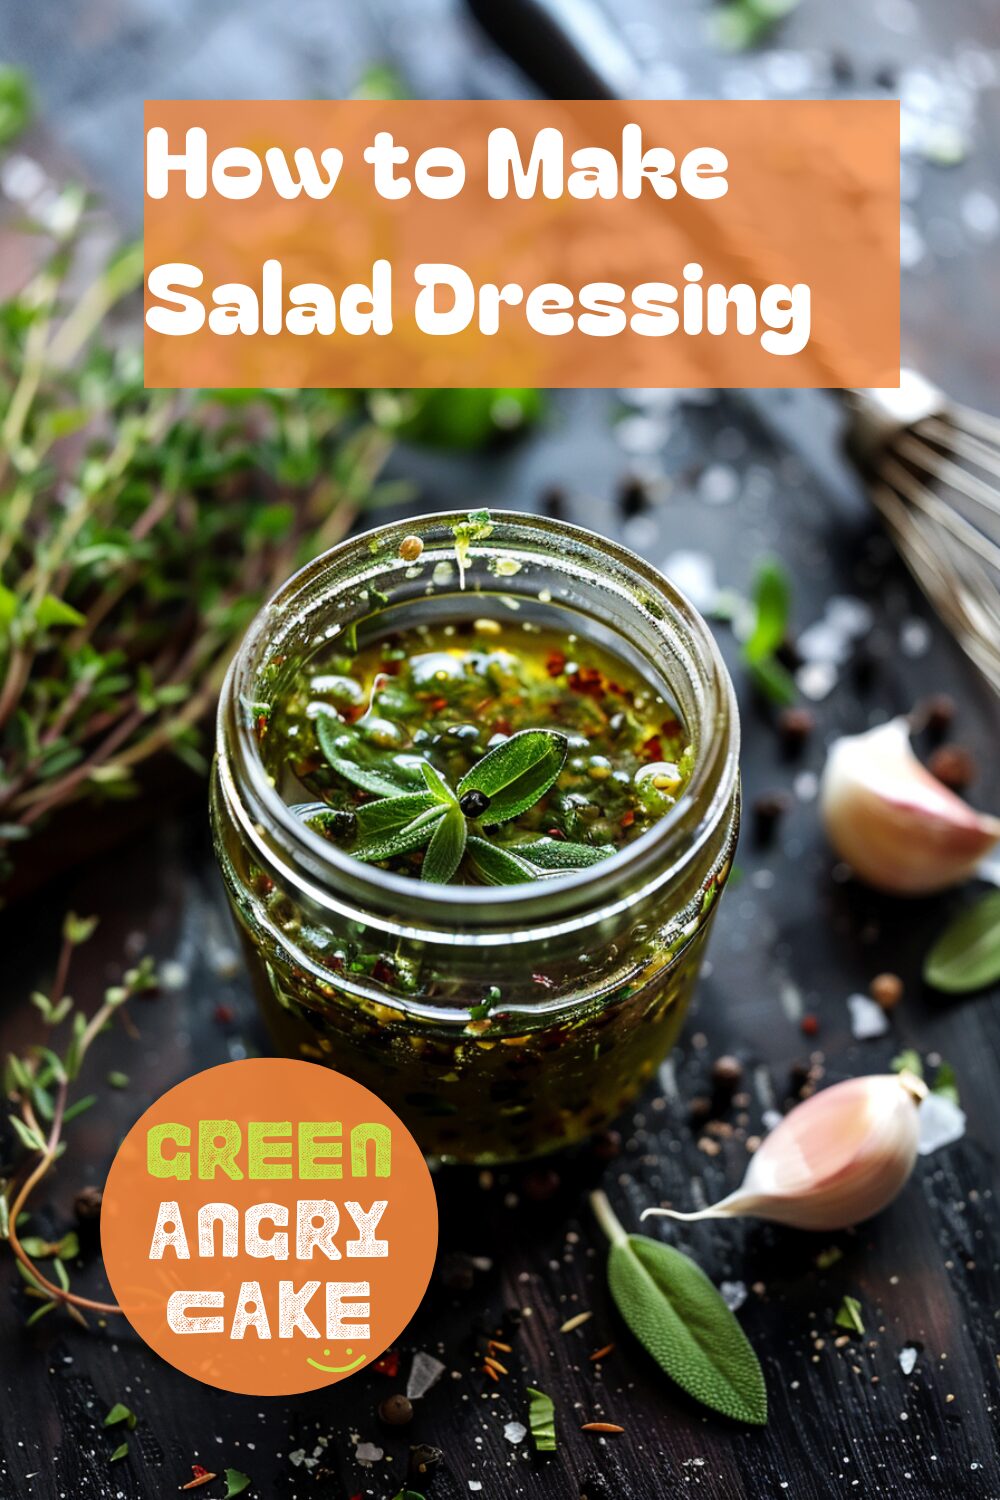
left=101, top=1059, right=437, bottom=1395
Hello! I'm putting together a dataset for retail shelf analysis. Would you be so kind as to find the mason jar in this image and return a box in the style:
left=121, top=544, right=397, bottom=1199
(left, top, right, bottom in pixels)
left=211, top=511, right=739, bottom=1163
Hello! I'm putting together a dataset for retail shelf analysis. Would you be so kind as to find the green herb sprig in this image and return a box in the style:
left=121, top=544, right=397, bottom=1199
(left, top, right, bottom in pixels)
left=742, top=557, right=797, bottom=707
left=310, top=722, right=614, bottom=884
left=1, top=913, right=157, bottom=1324
left=590, top=1190, right=767, bottom=1425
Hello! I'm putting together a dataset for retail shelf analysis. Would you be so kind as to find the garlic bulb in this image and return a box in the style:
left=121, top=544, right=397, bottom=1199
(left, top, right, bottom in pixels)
left=642, top=1073, right=926, bottom=1232
left=820, top=717, right=1000, bottom=894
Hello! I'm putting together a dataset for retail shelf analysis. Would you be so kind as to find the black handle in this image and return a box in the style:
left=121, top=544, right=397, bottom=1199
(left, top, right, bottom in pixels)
left=464, top=0, right=638, bottom=99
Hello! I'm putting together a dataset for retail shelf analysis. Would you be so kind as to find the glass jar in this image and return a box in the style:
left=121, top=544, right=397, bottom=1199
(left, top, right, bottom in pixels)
left=211, top=511, right=739, bottom=1163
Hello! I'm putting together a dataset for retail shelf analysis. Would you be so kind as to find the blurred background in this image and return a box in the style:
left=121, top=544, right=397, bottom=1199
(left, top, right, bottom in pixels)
left=2, top=3, right=1000, bottom=1499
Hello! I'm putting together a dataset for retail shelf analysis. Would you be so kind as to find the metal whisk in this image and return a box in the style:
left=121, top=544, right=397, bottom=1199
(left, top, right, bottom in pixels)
left=847, top=372, right=1000, bottom=696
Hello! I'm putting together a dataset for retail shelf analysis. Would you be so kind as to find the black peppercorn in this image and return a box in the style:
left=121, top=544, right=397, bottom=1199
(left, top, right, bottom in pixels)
left=74, top=1185, right=103, bottom=1221
left=378, top=1394, right=414, bottom=1426
left=459, top=789, right=490, bottom=818
left=711, top=1055, right=744, bottom=1093
left=752, top=791, right=789, bottom=846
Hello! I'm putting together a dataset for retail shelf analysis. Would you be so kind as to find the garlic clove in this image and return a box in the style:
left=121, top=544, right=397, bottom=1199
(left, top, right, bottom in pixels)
left=820, top=716, right=1000, bottom=895
left=642, top=1073, right=926, bottom=1233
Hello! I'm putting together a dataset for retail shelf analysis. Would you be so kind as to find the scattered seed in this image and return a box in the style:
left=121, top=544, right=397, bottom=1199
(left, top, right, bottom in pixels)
left=483, top=1354, right=509, bottom=1375
left=399, top=535, right=423, bottom=562
left=560, top=1311, right=593, bottom=1334
left=581, top=1422, right=625, bottom=1434
left=589, top=1343, right=615, bottom=1362
left=870, top=972, right=903, bottom=1009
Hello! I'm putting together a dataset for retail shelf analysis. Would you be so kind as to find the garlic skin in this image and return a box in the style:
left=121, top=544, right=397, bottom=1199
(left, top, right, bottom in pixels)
left=643, top=1073, right=926, bottom=1233
left=820, top=717, right=1000, bottom=895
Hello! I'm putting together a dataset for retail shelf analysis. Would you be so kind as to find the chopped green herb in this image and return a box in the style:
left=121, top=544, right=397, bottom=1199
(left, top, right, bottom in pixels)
left=526, top=1386, right=557, bottom=1451
left=104, top=1403, right=138, bottom=1429
left=834, top=1295, right=865, bottom=1335
left=109, top=1442, right=129, bottom=1463
left=106, top=1071, right=130, bottom=1090
left=225, top=1469, right=252, bottom=1497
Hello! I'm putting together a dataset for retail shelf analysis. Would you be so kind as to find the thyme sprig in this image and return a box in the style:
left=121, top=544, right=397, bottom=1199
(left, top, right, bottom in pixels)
left=2, top=912, right=157, bottom=1323
left=309, top=722, right=613, bottom=884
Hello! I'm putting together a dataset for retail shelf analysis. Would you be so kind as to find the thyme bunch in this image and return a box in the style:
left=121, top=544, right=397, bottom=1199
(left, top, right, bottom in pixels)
left=0, top=184, right=390, bottom=883
left=1, top=912, right=156, bottom=1324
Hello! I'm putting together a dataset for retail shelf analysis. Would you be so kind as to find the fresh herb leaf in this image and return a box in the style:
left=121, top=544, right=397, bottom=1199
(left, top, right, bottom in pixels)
left=0, top=66, right=32, bottom=148
left=834, top=1295, right=865, bottom=1335
left=458, top=730, right=567, bottom=824
left=516, top=838, right=615, bottom=871
left=421, top=803, right=467, bottom=884
left=420, top=760, right=456, bottom=805
left=469, top=985, right=501, bottom=1021
left=315, top=714, right=418, bottom=797
left=353, top=791, right=437, bottom=840
left=106, top=1071, right=129, bottom=1090
left=104, top=1403, right=137, bottom=1429
left=109, top=1442, right=129, bottom=1463
left=352, top=803, right=446, bottom=864
left=744, top=559, right=790, bottom=664
left=465, top=836, right=537, bottom=885
left=592, top=1191, right=766, bottom=1426
left=923, top=891, right=1000, bottom=994
left=526, top=1386, right=557, bottom=1451
left=224, top=1470, right=252, bottom=1498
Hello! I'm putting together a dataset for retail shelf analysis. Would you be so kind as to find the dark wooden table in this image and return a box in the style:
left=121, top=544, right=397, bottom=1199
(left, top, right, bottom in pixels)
left=2, top=3, right=1000, bottom=1498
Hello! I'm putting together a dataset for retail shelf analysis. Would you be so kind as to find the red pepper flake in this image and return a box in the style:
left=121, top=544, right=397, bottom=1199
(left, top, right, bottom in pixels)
left=641, top=734, right=663, bottom=761
left=546, top=650, right=567, bottom=677
left=620, top=810, right=635, bottom=828
left=371, top=958, right=396, bottom=986
left=255, top=714, right=268, bottom=741
left=660, top=714, right=683, bottom=737
left=491, top=717, right=513, bottom=737
left=430, top=696, right=448, bottom=712
left=213, top=1003, right=235, bottom=1026
left=569, top=666, right=606, bottom=700
left=546, top=828, right=566, bottom=840
left=532, top=973, right=555, bottom=989
left=800, top=1013, right=820, bottom=1037
left=373, top=1349, right=399, bottom=1377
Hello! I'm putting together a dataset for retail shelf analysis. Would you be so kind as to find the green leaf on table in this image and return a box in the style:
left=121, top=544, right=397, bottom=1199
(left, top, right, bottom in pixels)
left=743, top=558, right=790, bottom=664
left=465, top=837, right=537, bottom=886
left=104, top=1402, right=137, bottom=1429
left=352, top=803, right=446, bottom=864
left=526, top=1386, right=557, bottom=1451
left=421, top=803, right=467, bottom=884
left=458, top=730, right=567, bottom=824
left=607, top=1231, right=767, bottom=1425
left=923, top=890, right=1000, bottom=994
left=353, top=791, right=437, bottom=840
left=931, top=1061, right=960, bottom=1107
left=516, top=838, right=615, bottom=871
left=109, top=1442, right=129, bottom=1463
left=224, top=1470, right=252, bottom=1498
left=834, top=1295, right=865, bottom=1335
left=890, top=1049, right=923, bottom=1080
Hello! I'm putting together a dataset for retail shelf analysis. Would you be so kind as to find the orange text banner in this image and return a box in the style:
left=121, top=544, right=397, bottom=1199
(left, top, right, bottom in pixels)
left=143, top=99, right=900, bottom=390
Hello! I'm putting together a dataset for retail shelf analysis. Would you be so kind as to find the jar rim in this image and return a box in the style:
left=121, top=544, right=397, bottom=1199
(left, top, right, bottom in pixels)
left=217, top=509, right=739, bottom=939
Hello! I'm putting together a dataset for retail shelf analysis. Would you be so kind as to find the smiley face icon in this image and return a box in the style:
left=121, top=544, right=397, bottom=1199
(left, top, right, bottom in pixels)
left=305, top=1346, right=367, bottom=1375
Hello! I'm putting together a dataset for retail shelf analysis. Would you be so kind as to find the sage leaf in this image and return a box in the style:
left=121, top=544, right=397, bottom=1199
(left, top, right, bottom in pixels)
left=592, top=1192, right=766, bottom=1426
left=458, top=729, right=567, bottom=824
left=923, top=890, right=1000, bottom=993
left=526, top=1386, right=557, bottom=1451
left=421, top=803, right=467, bottom=884
left=466, top=836, right=537, bottom=885
left=352, top=803, right=445, bottom=864
left=354, top=792, right=437, bottom=840
left=420, top=760, right=456, bottom=805
left=517, top=837, right=615, bottom=871
left=315, top=713, right=418, bottom=797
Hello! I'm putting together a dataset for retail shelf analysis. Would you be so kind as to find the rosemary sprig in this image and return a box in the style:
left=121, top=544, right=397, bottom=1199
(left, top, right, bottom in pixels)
left=1, top=912, right=157, bottom=1323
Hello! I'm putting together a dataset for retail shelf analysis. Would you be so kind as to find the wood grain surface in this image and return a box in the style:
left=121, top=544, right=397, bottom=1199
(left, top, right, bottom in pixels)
left=1, top=2, right=1000, bottom=1498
